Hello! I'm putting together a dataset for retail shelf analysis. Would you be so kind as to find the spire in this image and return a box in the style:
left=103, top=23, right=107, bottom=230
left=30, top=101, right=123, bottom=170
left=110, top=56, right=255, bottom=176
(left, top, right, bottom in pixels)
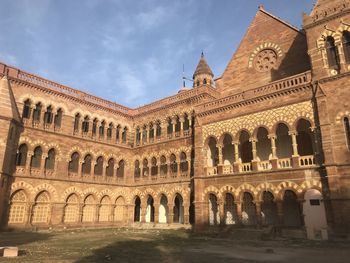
left=0, top=75, right=21, bottom=122
left=193, top=52, right=214, bottom=80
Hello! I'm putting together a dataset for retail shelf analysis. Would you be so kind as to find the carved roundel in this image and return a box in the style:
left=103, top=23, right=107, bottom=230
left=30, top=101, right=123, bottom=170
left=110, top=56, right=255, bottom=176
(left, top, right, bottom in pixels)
left=254, top=49, right=278, bottom=72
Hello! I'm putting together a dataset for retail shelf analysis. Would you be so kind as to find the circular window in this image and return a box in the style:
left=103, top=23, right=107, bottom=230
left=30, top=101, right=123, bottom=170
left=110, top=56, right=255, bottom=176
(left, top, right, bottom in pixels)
left=254, top=49, right=278, bottom=72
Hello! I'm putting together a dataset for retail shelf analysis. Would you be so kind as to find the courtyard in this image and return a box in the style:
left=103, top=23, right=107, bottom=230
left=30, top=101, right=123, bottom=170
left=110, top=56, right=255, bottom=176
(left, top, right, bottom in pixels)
left=0, top=228, right=350, bottom=262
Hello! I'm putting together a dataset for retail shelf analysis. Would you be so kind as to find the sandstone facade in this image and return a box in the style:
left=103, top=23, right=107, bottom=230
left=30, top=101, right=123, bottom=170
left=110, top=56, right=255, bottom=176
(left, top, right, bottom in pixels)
left=0, top=0, right=349, bottom=236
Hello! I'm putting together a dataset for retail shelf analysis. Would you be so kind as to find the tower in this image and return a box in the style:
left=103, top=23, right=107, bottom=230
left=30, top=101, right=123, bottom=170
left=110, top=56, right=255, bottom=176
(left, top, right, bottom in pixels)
left=304, top=0, right=350, bottom=229
left=0, top=71, right=22, bottom=227
left=192, top=52, right=214, bottom=88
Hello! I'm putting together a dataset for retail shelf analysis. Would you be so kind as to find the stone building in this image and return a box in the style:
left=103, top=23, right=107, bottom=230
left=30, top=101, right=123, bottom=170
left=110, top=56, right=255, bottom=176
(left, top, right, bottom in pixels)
left=0, top=0, right=350, bottom=238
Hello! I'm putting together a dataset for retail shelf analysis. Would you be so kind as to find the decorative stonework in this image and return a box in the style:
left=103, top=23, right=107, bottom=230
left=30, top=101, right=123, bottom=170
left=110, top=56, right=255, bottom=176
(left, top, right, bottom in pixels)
left=254, top=49, right=278, bottom=72
left=202, top=101, right=314, bottom=142
left=248, top=42, right=283, bottom=69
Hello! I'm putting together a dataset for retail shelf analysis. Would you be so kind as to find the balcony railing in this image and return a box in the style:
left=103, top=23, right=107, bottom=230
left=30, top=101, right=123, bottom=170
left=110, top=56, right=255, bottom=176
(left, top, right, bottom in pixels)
left=205, top=155, right=317, bottom=176
left=299, top=155, right=316, bottom=167
left=278, top=158, right=292, bottom=169
left=259, top=161, right=272, bottom=171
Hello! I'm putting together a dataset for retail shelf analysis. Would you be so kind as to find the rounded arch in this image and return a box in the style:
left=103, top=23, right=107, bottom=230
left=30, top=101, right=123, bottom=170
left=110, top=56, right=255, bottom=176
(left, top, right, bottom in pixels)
left=33, top=183, right=58, bottom=202
left=219, top=185, right=235, bottom=197
left=82, top=188, right=99, bottom=200
left=10, top=181, right=35, bottom=201
left=277, top=181, right=302, bottom=200
left=202, top=186, right=221, bottom=202
left=61, top=186, right=84, bottom=202
left=218, top=132, right=235, bottom=145
left=255, top=183, right=278, bottom=201
left=272, top=121, right=293, bottom=134
left=234, top=183, right=257, bottom=201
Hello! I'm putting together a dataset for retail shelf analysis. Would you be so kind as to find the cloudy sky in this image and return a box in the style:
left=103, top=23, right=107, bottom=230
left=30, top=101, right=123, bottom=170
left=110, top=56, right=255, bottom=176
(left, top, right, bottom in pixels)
left=0, top=0, right=314, bottom=108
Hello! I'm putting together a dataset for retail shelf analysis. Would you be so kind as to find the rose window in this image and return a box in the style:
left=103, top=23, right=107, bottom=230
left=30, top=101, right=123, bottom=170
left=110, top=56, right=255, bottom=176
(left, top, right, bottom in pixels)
left=254, top=49, right=278, bottom=72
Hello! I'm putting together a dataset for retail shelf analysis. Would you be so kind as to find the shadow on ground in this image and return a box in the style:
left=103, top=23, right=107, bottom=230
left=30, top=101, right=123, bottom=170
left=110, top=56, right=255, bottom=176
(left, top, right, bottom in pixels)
left=74, top=230, right=261, bottom=263
left=0, top=231, right=52, bottom=247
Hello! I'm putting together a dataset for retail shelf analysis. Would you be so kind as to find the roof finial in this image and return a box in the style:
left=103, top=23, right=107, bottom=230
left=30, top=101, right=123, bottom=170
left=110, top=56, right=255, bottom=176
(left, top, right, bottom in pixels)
left=259, top=4, right=264, bottom=10
left=201, top=50, right=204, bottom=57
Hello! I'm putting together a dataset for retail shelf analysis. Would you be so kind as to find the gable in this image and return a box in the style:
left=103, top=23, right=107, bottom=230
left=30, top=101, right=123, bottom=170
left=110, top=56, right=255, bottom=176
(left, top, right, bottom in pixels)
left=217, top=8, right=311, bottom=95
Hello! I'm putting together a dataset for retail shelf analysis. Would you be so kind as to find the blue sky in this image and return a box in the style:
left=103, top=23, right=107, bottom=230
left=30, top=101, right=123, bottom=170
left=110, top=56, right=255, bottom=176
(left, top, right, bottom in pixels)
left=0, top=0, right=314, bottom=108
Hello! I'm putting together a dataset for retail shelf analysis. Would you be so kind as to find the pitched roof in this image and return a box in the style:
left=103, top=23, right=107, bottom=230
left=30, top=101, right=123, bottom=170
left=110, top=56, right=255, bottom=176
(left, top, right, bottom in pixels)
left=0, top=75, right=21, bottom=122
left=193, top=52, right=214, bottom=79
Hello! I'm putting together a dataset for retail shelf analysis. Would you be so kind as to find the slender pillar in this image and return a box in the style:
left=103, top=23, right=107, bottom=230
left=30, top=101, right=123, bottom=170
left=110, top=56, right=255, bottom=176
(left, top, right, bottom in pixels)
left=255, top=201, right=262, bottom=227
left=289, top=131, right=300, bottom=168
left=171, top=118, right=176, bottom=136
left=268, top=135, right=278, bottom=169
left=26, top=151, right=34, bottom=172
left=179, top=116, right=184, bottom=136
left=40, top=154, right=48, bottom=176
left=168, top=202, right=174, bottom=224
left=235, top=201, right=242, bottom=225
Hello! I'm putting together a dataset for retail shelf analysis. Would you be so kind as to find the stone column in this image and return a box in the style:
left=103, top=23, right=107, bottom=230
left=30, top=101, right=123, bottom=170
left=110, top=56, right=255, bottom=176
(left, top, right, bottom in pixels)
left=171, top=118, right=176, bottom=137
left=255, top=201, right=262, bottom=227
left=188, top=117, right=192, bottom=135
left=235, top=201, right=242, bottom=225
left=141, top=202, right=147, bottom=223
left=154, top=201, right=160, bottom=224
left=250, top=139, right=259, bottom=171
left=78, top=204, right=84, bottom=223
left=289, top=131, right=300, bottom=168
left=268, top=134, right=278, bottom=169
left=176, top=162, right=180, bottom=178
left=91, top=158, right=96, bottom=179
left=145, top=126, right=149, bottom=144
left=219, top=201, right=225, bottom=225
left=179, top=116, right=184, bottom=136
left=102, top=163, right=107, bottom=181
left=276, top=200, right=284, bottom=226
left=40, top=154, right=48, bottom=176
left=183, top=202, right=190, bottom=224
left=78, top=161, right=83, bottom=178
left=26, top=151, right=34, bottom=172
left=168, top=202, right=174, bottom=224
left=217, top=145, right=224, bottom=175
left=233, top=142, right=240, bottom=173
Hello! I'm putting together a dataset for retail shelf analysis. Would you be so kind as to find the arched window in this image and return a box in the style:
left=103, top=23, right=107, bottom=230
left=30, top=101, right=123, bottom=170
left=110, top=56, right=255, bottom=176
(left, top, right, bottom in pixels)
left=8, top=190, right=27, bottom=224
left=64, top=194, right=79, bottom=223
left=31, top=191, right=50, bottom=224
left=116, top=125, right=121, bottom=142
left=183, top=114, right=190, bottom=131
left=45, top=148, right=56, bottom=170
left=344, top=117, right=350, bottom=150
left=22, top=99, right=31, bottom=119
left=135, top=127, right=141, bottom=145
left=222, top=134, right=234, bottom=165
left=326, top=36, right=340, bottom=69
left=54, top=108, right=63, bottom=129
left=16, top=144, right=28, bottom=166
left=117, top=160, right=125, bottom=177
left=256, top=127, right=271, bottom=161
left=142, top=158, right=149, bottom=176
left=296, top=119, right=314, bottom=156
left=107, top=123, right=113, bottom=139
left=203, top=78, right=207, bottom=85
left=134, top=160, right=140, bottom=178
left=122, top=127, right=127, bottom=143
left=94, top=156, right=103, bottom=176
left=99, top=121, right=105, bottom=138
left=342, top=31, right=350, bottom=63
left=207, top=137, right=218, bottom=167
left=180, top=152, right=188, bottom=172
left=142, top=125, right=147, bottom=142
left=170, top=154, right=177, bottom=175
left=175, top=116, right=180, bottom=133
left=151, top=157, right=157, bottom=176
left=74, top=113, right=81, bottom=133
left=92, top=118, right=98, bottom=136
left=276, top=123, right=293, bottom=158
left=106, top=158, right=114, bottom=177
left=68, top=152, right=79, bottom=173
left=239, top=131, right=252, bottom=163
left=43, top=105, right=53, bottom=125
left=82, top=116, right=90, bottom=133
left=32, top=102, right=42, bottom=124
left=160, top=156, right=167, bottom=176
left=149, top=123, right=154, bottom=141
left=167, top=118, right=172, bottom=135
left=156, top=121, right=161, bottom=138
left=31, top=146, right=42, bottom=168
left=82, top=154, right=92, bottom=175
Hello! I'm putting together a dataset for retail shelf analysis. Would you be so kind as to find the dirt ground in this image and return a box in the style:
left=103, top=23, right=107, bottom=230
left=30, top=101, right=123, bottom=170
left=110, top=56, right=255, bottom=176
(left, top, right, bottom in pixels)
left=0, top=228, right=350, bottom=263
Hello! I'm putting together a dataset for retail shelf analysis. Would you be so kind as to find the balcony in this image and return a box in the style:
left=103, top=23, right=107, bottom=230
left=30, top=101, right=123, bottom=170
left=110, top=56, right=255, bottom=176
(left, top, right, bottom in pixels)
left=205, top=155, right=317, bottom=176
